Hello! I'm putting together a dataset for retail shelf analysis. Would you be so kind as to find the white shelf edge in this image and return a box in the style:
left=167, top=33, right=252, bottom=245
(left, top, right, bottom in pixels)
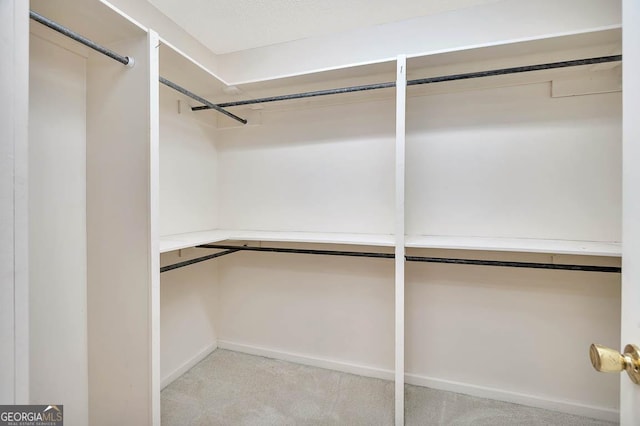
left=225, top=230, right=395, bottom=247
left=160, top=229, right=395, bottom=253
left=159, top=230, right=231, bottom=253
left=405, top=235, right=621, bottom=257
left=161, top=231, right=621, bottom=256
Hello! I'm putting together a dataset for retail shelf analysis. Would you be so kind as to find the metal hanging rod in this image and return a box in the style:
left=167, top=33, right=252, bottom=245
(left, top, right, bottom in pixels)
left=406, top=55, right=622, bottom=87
left=29, top=10, right=133, bottom=67
left=198, top=244, right=395, bottom=259
left=159, top=77, right=248, bottom=124
left=29, top=11, right=247, bottom=125
left=192, top=54, right=621, bottom=111
left=164, top=244, right=620, bottom=274
left=405, top=255, right=620, bottom=273
left=160, top=249, right=240, bottom=273
left=191, top=81, right=396, bottom=110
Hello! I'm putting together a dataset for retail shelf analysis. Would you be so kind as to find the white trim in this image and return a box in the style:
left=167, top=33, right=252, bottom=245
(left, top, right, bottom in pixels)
left=620, top=0, right=640, bottom=423
left=394, top=55, right=407, bottom=426
left=1, top=0, right=30, bottom=404
left=161, top=343, right=218, bottom=389
left=405, top=373, right=619, bottom=423
left=217, top=340, right=394, bottom=381
left=148, top=29, right=161, bottom=426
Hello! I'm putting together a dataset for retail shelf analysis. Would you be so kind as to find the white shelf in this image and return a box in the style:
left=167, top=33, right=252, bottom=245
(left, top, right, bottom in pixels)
left=161, top=231, right=620, bottom=256
left=160, top=229, right=395, bottom=253
left=225, top=230, right=395, bottom=247
left=405, top=235, right=621, bottom=257
left=159, top=230, right=230, bottom=253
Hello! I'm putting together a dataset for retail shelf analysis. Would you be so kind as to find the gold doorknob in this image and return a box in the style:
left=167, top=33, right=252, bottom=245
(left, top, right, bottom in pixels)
left=589, top=343, right=640, bottom=384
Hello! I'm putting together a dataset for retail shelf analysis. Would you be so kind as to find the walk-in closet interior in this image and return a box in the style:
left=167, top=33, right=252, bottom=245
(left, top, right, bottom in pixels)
left=5, top=0, right=638, bottom=424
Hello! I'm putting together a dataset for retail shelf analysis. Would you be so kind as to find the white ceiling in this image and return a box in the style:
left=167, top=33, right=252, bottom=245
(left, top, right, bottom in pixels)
left=148, top=0, right=502, bottom=54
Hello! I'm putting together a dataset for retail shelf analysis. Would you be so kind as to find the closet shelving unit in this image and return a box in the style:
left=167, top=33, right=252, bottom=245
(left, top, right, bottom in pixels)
left=28, top=1, right=159, bottom=425
left=158, top=43, right=400, bottom=422
left=159, top=25, right=622, bottom=425
left=158, top=57, right=400, bottom=252
left=155, top=25, right=624, bottom=426
left=402, top=28, right=622, bottom=424
left=404, top=28, right=622, bottom=256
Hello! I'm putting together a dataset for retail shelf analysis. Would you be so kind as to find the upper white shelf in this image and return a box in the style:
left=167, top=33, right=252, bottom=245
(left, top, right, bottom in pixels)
left=160, top=229, right=395, bottom=253
left=405, top=235, right=621, bottom=257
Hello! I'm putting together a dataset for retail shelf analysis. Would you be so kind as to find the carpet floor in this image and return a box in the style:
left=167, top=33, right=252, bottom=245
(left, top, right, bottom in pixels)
left=161, top=349, right=617, bottom=426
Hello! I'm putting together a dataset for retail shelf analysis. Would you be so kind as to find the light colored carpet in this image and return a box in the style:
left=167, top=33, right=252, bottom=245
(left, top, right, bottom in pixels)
left=161, top=349, right=617, bottom=426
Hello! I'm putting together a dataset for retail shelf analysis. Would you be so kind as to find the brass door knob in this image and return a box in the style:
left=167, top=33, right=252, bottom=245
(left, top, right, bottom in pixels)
left=590, top=343, right=640, bottom=384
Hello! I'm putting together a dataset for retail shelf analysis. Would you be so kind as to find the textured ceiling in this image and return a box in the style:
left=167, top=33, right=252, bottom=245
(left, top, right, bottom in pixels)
left=148, top=0, right=502, bottom=54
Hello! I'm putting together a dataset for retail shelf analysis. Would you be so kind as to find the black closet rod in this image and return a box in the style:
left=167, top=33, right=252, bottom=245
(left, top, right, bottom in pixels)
left=29, top=11, right=248, bottom=125
left=159, top=77, right=248, bottom=124
left=160, top=249, right=240, bottom=273
left=192, top=81, right=397, bottom=110
left=168, top=244, right=619, bottom=274
left=29, top=10, right=133, bottom=66
left=192, top=54, right=622, bottom=111
left=199, top=244, right=395, bottom=259
left=405, top=256, right=620, bottom=273
left=406, top=55, right=622, bottom=86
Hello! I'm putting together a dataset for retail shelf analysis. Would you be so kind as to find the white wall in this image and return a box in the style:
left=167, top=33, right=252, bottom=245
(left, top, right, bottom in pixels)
left=0, top=0, right=29, bottom=405
left=159, top=74, right=219, bottom=386
left=28, top=32, right=88, bottom=424
left=406, top=250, right=621, bottom=420
left=216, top=247, right=395, bottom=374
left=160, top=86, right=219, bottom=236
left=160, top=250, right=219, bottom=387
left=218, top=0, right=621, bottom=83
left=159, top=74, right=220, bottom=388
left=217, top=99, right=395, bottom=234
left=406, top=82, right=622, bottom=241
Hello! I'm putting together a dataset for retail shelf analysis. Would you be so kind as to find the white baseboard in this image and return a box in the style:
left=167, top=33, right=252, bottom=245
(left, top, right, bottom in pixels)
left=405, top=373, right=619, bottom=423
left=161, top=342, right=218, bottom=389
left=217, top=339, right=618, bottom=423
left=217, top=339, right=394, bottom=381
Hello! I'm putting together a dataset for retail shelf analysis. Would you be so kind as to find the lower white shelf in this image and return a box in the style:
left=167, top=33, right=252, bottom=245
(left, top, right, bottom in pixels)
left=159, top=230, right=231, bottom=253
left=405, top=235, right=621, bottom=257
left=225, top=230, right=395, bottom=247
left=160, top=229, right=395, bottom=253
left=160, top=230, right=621, bottom=257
